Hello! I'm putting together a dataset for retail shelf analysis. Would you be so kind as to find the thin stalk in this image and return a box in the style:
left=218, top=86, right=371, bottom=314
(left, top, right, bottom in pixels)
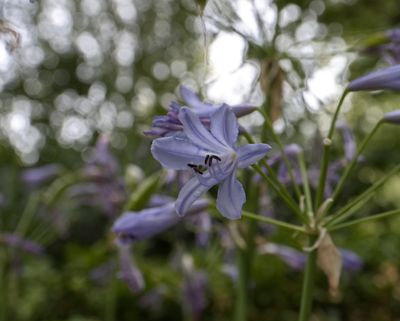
left=325, top=164, right=400, bottom=227
left=105, top=264, right=117, bottom=321
left=251, top=165, right=307, bottom=223
left=257, top=109, right=302, bottom=199
left=241, top=129, right=297, bottom=205
left=315, top=91, right=348, bottom=208
left=329, top=209, right=400, bottom=231
left=330, top=121, right=383, bottom=204
left=0, top=250, right=6, bottom=321
left=15, top=193, right=41, bottom=237
left=234, top=175, right=258, bottom=321
left=298, top=237, right=318, bottom=321
left=297, top=152, right=313, bottom=221
left=242, top=211, right=306, bottom=233
left=234, top=249, right=248, bottom=321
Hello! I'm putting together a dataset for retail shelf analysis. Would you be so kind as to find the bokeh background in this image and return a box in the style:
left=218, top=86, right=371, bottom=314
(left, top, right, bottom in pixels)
left=1, top=0, right=400, bottom=320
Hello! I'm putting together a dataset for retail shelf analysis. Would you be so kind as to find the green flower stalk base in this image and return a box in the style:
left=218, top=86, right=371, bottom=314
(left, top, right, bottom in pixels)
left=298, top=238, right=317, bottom=321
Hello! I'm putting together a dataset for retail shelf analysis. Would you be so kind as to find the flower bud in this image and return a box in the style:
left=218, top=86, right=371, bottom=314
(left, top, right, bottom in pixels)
left=382, top=109, right=400, bottom=124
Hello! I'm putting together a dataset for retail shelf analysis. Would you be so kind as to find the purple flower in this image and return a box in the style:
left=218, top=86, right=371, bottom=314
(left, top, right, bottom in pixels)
left=144, top=86, right=257, bottom=138
left=340, top=249, right=363, bottom=272
left=347, top=65, right=400, bottom=92
left=112, top=200, right=209, bottom=242
left=0, top=233, right=44, bottom=255
left=363, top=29, right=400, bottom=65
left=151, top=105, right=271, bottom=219
left=182, top=271, right=208, bottom=321
left=21, top=164, right=62, bottom=187
left=259, top=243, right=306, bottom=270
left=337, top=122, right=356, bottom=162
left=382, top=109, right=400, bottom=124
left=116, top=242, right=145, bottom=294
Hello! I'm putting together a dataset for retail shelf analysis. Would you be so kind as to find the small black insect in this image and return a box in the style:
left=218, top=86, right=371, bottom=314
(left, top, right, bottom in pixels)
left=187, top=163, right=207, bottom=175
left=187, top=154, right=221, bottom=175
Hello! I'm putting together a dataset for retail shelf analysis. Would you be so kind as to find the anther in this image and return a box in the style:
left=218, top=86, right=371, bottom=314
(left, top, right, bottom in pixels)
left=208, top=155, right=221, bottom=166
left=204, top=154, right=210, bottom=165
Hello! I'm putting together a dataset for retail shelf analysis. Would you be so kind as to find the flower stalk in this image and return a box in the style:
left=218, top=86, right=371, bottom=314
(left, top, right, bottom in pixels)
left=298, top=236, right=318, bottom=321
left=315, top=90, right=349, bottom=209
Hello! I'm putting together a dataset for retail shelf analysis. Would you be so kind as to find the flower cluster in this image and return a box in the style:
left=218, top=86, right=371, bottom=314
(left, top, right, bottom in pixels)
left=144, top=86, right=257, bottom=138
left=149, top=87, right=271, bottom=219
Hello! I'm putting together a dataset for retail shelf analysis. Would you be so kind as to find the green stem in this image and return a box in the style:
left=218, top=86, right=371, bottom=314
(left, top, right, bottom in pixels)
left=298, top=153, right=313, bottom=221
left=329, top=209, right=400, bottom=231
left=15, top=193, right=41, bottom=237
left=234, top=249, right=248, bottom=321
left=241, top=129, right=298, bottom=208
left=251, top=165, right=307, bottom=223
left=330, top=121, right=383, bottom=205
left=105, top=264, right=117, bottom=321
left=325, top=164, right=400, bottom=227
left=257, top=109, right=302, bottom=199
left=242, top=211, right=306, bottom=233
left=298, top=238, right=318, bottom=321
left=315, top=91, right=348, bottom=209
left=0, top=250, right=6, bottom=321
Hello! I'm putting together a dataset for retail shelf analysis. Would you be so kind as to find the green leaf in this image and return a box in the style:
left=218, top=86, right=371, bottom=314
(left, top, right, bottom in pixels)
left=123, top=170, right=166, bottom=211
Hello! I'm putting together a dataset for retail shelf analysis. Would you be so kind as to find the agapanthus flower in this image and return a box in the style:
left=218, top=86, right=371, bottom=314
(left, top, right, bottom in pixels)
left=21, top=164, right=62, bottom=187
left=116, top=241, right=145, bottom=294
left=363, top=28, right=400, bottom=65
left=144, top=86, right=257, bottom=138
left=0, top=233, right=44, bottom=255
left=347, top=64, right=400, bottom=92
left=112, top=199, right=209, bottom=243
left=71, top=135, right=126, bottom=218
left=151, top=105, right=271, bottom=219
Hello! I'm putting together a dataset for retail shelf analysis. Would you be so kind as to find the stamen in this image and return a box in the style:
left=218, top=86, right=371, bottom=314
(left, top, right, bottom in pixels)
left=204, top=154, right=210, bottom=165
left=208, top=155, right=221, bottom=166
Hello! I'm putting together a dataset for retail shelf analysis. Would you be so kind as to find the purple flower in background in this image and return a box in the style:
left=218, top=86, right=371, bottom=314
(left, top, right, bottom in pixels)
left=182, top=271, right=208, bottom=321
left=72, top=135, right=126, bottom=218
left=259, top=243, right=306, bottom=270
left=363, top=28, right=400, bottom=65
left=347, top=64, right=400, bottom=92
left=337, top=122, right=356, bottom=162
left=151, top=106, right=271, bottom=219
left=116, top=241, right=145, bottom=294
left=112, top=199, right=209, bottom=243
left=0, top=233, right=44, bottom=255
left=144, top=86, right=257, bottom=138
left=21, top=164, right=62, bottom=187
left=340, top=249, right=363, bottom=272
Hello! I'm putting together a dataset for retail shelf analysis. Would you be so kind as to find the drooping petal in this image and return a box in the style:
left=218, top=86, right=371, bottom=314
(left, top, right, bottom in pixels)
left=237, top=143, right=271, bottom=168
left=180, top=85, right=216, bottom=114
left=216, top=170, right=245, bottom=219
left=179, top=107, right=227, bottom=152
left=230, top=104, right=258, bottom=117
left=210, top=105, right=238, bottom=147
left=151, top=136, right=207, bottom=170
left=175, top=177, right=212, bottom=216
left=112, top=203, right=178, bottom=241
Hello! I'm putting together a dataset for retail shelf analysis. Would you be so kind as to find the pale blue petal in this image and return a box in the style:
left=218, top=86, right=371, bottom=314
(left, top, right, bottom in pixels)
left=216, top=170, right=245, bottom=220
left=151, top=136, right=206, bottom=170
left=179, top=107, right=227, bottom=151
left=112, top=203, right=178, bottom=241
left=210, top=105, right=238, bottom=147
left=175, top=177, right=212, bottom=216
left=237, top=144, right=271, bottom=168
left=180, top=85, right=216, bottom=113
